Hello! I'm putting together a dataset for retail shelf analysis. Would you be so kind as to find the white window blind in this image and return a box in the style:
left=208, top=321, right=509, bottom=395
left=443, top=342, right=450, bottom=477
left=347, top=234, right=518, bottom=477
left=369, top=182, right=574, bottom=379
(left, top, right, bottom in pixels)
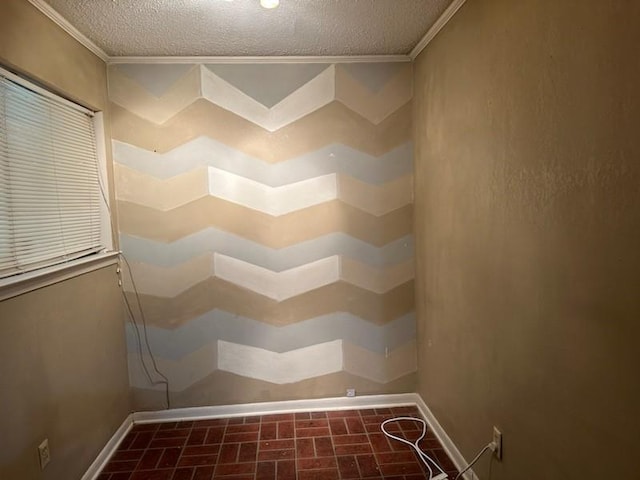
left=0, top=70, right=103, bottom=279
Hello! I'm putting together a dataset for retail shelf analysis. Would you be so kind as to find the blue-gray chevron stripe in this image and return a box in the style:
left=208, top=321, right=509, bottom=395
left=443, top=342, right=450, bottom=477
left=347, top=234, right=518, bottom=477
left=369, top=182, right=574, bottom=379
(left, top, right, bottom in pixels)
left=126, top=310, right=416, bottom=360
left=120, top=231, right=414, bottom=270
left=113, top=140, right=413, bottom=185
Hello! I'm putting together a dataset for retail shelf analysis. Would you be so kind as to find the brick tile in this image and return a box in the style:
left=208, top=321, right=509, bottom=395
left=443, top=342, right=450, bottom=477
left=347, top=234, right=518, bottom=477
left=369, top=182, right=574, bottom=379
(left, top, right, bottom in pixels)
left=131, top=432, right=154, bottom=450
left=257, top=449, right=295, bottom=461
left=119, top=434, right=136, bottom=450
left=219, top=444, right=239, bottom=463
left=332, top=434, right=368, bottom=445
left=328, top=419, right=348, bottom=436
left=171, top=467, right=194, bottom=480
left=132, top=424, right=160, bottom=433
left=375, top=451, right=416, bottom=464
left=314, top=437, right=334, bottom=457
left=261, top=414, right=294, bottom=423
left=224, top=432, right=259, bottom=443
left=326, top=410, right=359, bottom=418
left=187, top=428, right=207, bottom=446
left=390, top=406, right=419, bottom=415
left=309, top=412, right=327, bottom=420
left=238, top=442, right=258, bottom=462
left=365, top=424, right=383, bottom=433
left=158, top=448, right=182, bottom=469
left=103, top=460, right=139, bottom=473
left=277, top=421, right=294, bottom=439
left=337, top=455, right=360, bottom=479
left=176, top=421, right=194, bottom=429
left=130, top=470, right=173, bottom=480
left=276, top=460, right=296, bottom=480
left=256, top=461, right=276, bottom=480
left=244, top=416, right=261, bottom=424
left=178, top=455, right=218, bottom=467
left=183, top=445, right=221, bottom=456
left=294, top=412, right=311, bottom=420
left=159, top=423, right=178, bottom=430
left=297, top=457, right=337, bottom=470
left=356, top=455, right=381, bottom=477
left=345, top=417, right=365, bottom=434
left=260, top=423, right=277, bottom=440
left=378, top=462, right=423, bottom=476
left=260, top=439, right=295, bottom=450
left=215, top=462, right=256, bottom=476
left=361, top=415, right=388, bottom=425
left=193, top=466, right=215, bottom=480
left=228, top=417, right=245, bottom=425
left=110, top=473, right=133, bottom=480
left=193, top=419, right=228, bottom=428
left=112, top=450, right=145, bottom=462
left=149, top=438, right=187, bottom=449
left=137, top=449, right=163, bottom=470
left=334, top=443, right=372, bottom=455
left=154, top=429, right=191, bottom=439
left=226, top=424, right=260, bottom=434
left=358, top=409, right=377, bottom=417
left=205, top=427, right=225, bottom=444
left=295, top=438, right=315, bottom=458
left=397, top=419, right=420, bottom=431
left=374, top=408, right=392, bottom=415
left=432, top=448, right=457, bottom=471
left=296, top=427, right=330, bottom=438
left=295, top=419, right=328, bottom=429
left=97, top=474, right=111, bottom=480
left=297, top=470, right=339, bottom=480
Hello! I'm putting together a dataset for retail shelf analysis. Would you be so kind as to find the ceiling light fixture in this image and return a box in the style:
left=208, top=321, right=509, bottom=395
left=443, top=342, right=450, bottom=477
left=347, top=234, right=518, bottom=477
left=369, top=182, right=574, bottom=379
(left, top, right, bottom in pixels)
left=260, top=0, right=279, bottom=9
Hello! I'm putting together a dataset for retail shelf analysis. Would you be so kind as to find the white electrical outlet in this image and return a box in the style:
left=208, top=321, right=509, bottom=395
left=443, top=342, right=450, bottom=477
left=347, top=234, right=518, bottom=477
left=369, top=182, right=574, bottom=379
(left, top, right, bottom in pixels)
left=492, top=427, right=502, bottom=460
left=346, top=388, right=356, bottom=397
left=38, top=439, right=51, bottom=470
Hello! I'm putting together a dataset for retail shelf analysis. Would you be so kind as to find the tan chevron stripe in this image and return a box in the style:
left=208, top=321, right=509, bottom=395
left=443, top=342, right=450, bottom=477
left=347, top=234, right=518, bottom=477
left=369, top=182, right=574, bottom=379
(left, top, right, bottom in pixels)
left=109, top=65, right=201, bottom=124
left=123, top=255, right=213, bottom=297
left=115, top=163, right=413, bottom=215
left=114, top=163, right=209, bottom=210
left=125, top=278, right=415, bottom=328
left=335, top=64, right=413, bottom=125
left=337, top=174, right=413, bottom=216
left=110, top=100, right=412, bottom=160
left=131, top=370, right=417, bottom=409
left=343, top=340, right=417, bottom=384
left=124, top=255, right=413, bottom=297
left=117, top=198, right=413, bottom=246
left=340, top=258, right=414, bottom=294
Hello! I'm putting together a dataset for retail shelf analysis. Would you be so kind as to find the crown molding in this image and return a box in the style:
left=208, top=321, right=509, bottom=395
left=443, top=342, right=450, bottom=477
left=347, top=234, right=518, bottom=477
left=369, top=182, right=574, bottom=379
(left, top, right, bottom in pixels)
left=108, top=55, right=412, bottom=65
left=409, top=0, right=468, bottom=60
left=27, top=0, right=109, bottom=62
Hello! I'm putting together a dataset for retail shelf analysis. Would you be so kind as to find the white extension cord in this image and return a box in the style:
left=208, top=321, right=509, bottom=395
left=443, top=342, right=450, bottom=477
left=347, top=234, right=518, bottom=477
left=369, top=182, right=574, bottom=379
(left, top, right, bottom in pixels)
left=381, top=417, right=497, bottom=480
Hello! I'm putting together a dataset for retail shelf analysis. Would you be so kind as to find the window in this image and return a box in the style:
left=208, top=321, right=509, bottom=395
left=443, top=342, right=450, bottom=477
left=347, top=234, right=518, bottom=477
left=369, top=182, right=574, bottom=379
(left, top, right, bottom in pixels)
left=0, top=66, right=112, bottom=287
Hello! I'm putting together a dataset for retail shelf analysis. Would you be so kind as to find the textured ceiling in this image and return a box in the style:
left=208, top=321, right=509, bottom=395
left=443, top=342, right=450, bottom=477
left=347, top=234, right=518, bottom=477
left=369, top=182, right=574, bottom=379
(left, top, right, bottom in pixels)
left=42, top=0, right=453, bottom=57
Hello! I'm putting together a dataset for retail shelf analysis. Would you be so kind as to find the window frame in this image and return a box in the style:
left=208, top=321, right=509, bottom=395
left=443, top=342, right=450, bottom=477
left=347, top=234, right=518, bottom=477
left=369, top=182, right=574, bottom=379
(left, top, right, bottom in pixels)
left=0, top=66, right=117, bottom=301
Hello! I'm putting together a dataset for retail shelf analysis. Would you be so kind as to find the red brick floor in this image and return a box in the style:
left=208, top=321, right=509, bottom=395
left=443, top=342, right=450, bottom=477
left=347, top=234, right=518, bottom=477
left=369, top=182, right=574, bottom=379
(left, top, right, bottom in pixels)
left=97, top=406, right=459, bottom=480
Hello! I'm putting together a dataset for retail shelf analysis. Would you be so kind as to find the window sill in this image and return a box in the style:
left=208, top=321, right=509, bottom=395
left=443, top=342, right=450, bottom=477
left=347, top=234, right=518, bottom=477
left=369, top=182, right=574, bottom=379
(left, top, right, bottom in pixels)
left=0, top=251, right=120, bottom=302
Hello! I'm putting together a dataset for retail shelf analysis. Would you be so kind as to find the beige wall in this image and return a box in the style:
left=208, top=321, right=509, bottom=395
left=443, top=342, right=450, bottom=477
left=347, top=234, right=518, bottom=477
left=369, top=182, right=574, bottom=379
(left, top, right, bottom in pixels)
left=0, top=1, right=130, bottom=479
left=413, top=0, right=639, bottom=479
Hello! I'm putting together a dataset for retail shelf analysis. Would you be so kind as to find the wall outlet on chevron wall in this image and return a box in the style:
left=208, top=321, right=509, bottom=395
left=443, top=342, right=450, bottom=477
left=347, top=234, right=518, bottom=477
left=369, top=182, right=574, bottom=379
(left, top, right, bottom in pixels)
left=346, top=388, right=356, bottom=397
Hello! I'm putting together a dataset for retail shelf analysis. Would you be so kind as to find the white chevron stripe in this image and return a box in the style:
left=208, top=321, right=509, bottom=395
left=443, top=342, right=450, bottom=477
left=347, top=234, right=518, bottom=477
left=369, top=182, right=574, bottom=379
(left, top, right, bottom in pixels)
left=200, top=65, right=335, bottom=132
left=207, top=167, right=338, bottom=216
left=125, top=254, right=414, bottom=298
left=213, top=253, right=340, bottom=301
left=217, top=340, right=343, bottom=384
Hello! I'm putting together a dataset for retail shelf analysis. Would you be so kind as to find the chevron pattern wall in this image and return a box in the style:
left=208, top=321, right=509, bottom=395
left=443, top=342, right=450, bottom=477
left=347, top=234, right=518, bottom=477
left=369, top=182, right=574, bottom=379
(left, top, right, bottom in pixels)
left=108, top=62, right=415, bottom=409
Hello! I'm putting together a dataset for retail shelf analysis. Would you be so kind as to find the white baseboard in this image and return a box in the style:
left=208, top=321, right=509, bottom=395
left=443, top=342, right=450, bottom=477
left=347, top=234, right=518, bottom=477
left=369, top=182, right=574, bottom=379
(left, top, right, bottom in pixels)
left=81, top=413, right=133, bottom=480
left=85, top=393, right=475, bottom=480
left=414, top=396, right=478, bottom=480
left=132, top=392, right=418, bottom=423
